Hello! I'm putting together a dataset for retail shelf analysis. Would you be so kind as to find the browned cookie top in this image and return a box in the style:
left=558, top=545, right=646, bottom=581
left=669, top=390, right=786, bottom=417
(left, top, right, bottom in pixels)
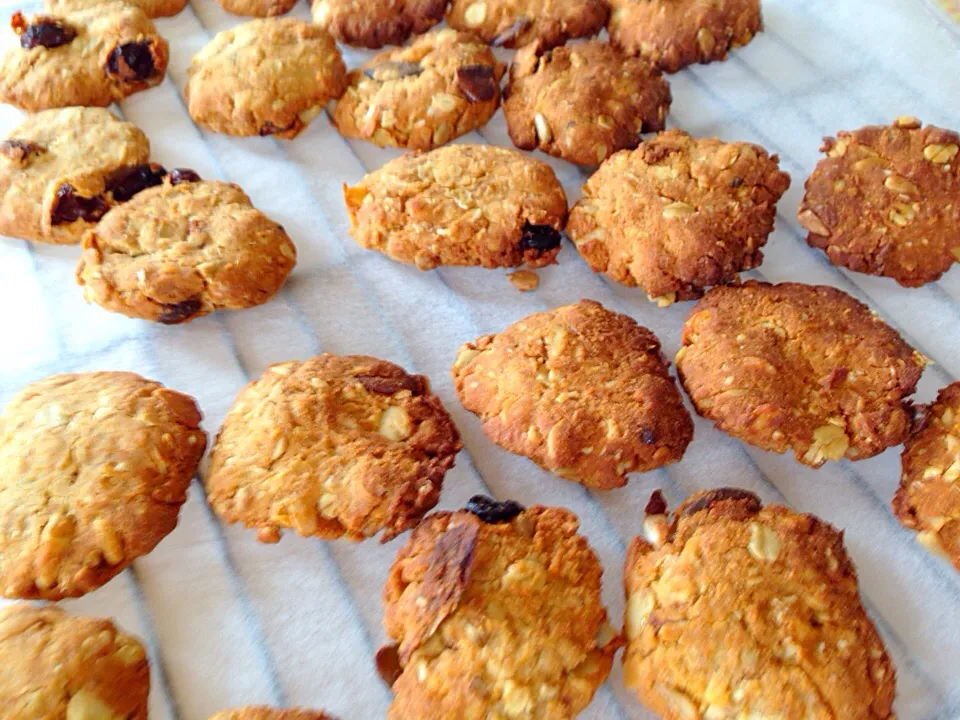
left=210, top=708, right=338, bottom=720
left=45, top=0, right=187, bottom=19
left=446, top=0, right=607, bottom=49
left=312, top=0, right=447, bottom=48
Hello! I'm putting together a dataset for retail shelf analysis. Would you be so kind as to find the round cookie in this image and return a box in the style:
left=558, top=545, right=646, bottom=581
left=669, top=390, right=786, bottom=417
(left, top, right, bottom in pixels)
left=623, top=489, right=896, bottom=720
left=211, top=709, right=338, bottom=720
left=312, top=0, right=447, bottom=48
left=217, top=0, right=296, bottom=17
left=379, top=499, right=622, bottom=719
left=206, top=355, right=462, bottom=544
left=77, top=176, right=297, bottom=325
left=0, top=604, right=150, bottom=717
left=446, top=0, right=607, bottom=50
left=676, top=281, right=925, bottom=467
left=343, top=144, right=568, bottom=270
left=452, top=300, right=693, bottom=489
left=186, top=19, right=347, bottom=140
left=332, top=29, right=503, bottom=151
left=798, top=117, right=960, bottom=287
left=45, top=0, right=187, bottom=19
left=567, top=130, right=790, bottom=305
left=0, top=371, right=206, bottom=599
left=504, top=40, right=671, bottom=167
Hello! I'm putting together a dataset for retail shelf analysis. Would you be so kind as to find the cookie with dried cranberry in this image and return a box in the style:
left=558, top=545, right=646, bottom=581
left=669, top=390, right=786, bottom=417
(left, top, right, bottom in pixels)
left=210, top=709, right=338, bottom=720
left=312, top=0, right=447, bottom=48
left=447, top=0, right=607, bottom=50
left=45, top=0, right=187, bottom=19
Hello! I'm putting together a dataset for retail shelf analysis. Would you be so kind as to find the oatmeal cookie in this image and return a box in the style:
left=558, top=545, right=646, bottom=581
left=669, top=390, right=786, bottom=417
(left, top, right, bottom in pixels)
left=452, top=300, right=693, bottom=489
left=211, top=709, right=337, bottom=720
left=504, top=40, right=671, bottom=167
left=312, top=0, right=447, bottom=48
left=567, top=130, right=790, bottom=304
left=206, top=355, right=461, bottom=544
left=45, top=0, right=187, bottom=19
left=623, top=488, right=896, bottom=720
left=447, top=0, right=607, bottom=50
left=332, top=29, right=503, bottom=150
left=343, top=144, right=567, bottom=270
left=799, top=117, right=960, bottom=287
left=0, top=371, right=206, bottom=599
left=379, top=499, right=622, bottom=719
left=676, top=281, right=925, bottom=467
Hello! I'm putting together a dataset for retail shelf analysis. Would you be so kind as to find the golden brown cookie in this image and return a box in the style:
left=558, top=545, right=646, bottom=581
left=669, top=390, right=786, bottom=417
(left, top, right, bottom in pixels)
left=218, top=0, right=296, bottom=17
left=676, top=281, right=925, bottom=467
left=332, top=29, right=503, bottom=150
left=0, top=604, right=150, bottom=718
left=312, top=0, right=447, bottom=48
left=210, top=708, right=338, bottom=720
left=453, top=300, right=693, bottom=489
left=504, top=40, right=671, bottom=167
left=623, top=488, right=896, bottom=720
left=379, top=499, right=622, bottom=719
left=446, top=0, right=607, bottom=50
left=343, top=144, right=568, bottom=270
left=0, top=371, right=206, bottom=600
left=44, top=0, right=187, bottom=19
left=567, top=130, right=790, bottom=305
left=798, top=117, right=960, bottom=287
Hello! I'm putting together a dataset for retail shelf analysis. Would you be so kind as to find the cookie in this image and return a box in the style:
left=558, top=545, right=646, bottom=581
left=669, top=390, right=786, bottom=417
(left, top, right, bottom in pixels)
left=378, top=499, right=622, bottom=719
left=210, top=709, right=337, bottom=720
left=446, top=0, right=607, bottom=50
left=623, top=488, right=896, bottom=720
left=312, top=0, right=447, bottom=48
left=45, top=0, right=187, bottom=19
left=453, top=300, right=693, bottom=489
left=332, top=29, right=503, bottom=150
left=186, top=19, right=347, bottom=139
left=504, top=40, right=671, bottom=167
left=0, top=371, right=206, bottom=599
left=206, top=355, right=461, bottom=544
left=343, top=144, right=568, bottom=270
left=0, top=604, right=150, bottom=718
left=676, top=281, right=925, bottom=467
left=567, top=130, right=790, bottom=304
left=217, top=0, right=296, bottom=17
left=77, top=176, right=297, bottom=325
left=608, top=0, right=762, bottom=73
left=798, top=117, right=960, bottom=287
left=0, top=2, right=169, bottom=111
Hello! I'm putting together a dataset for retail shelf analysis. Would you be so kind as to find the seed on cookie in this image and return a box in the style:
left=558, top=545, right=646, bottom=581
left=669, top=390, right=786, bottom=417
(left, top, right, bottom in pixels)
left=452, top=299, right=693, bottom=489
left=446, top=0, right=607, bottom=50
left=676, top=281, right=925, bottom=467
left=312, top=0, right=447, bottom=48
left=210, top=708, right=338, bottom=720
left=567, top=130, right=790, bottom=303
left=44, top=0, right=187, bottom=19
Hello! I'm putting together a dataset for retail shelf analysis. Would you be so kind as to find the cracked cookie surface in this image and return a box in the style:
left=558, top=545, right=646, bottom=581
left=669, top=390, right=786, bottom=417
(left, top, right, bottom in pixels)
left=45, top=0, right=187, bottom=19
left=312, top=0, right=447, bottom=48
left=447, top=0, right=607, bottom=50
left=210, top=708, right=338, bottom=720
left=453, top=300, right=693, bottom=488
left=0, top=372, right=206, bottom=599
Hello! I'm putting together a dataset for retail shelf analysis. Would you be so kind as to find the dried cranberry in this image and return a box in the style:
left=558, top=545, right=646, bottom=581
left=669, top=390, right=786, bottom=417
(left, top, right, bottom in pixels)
left=157, top=297, right=202, bottom=325
left=106, top=42, right=155, bottom=81
left=456, top=65, right=497, bottom=103
left=679, top=488, right=761, bottom=518
left=12, top=13, right=76, bottom=50
left=50, top=184, right=108, bottom=225
left=108, top=163, right=167, bottom=202
left=357, top=374, right=426, bottom=396
left=464, top=495, right=524, bottom=524
left=519, top=223, right=561, bottom=252
left=169, top=168, right=201, bottom=185
left=259, top=120, right=295, bottom=137
left=374, top=644, right=402, bottom=688
left=645, top=490, right=668, bottom=516
left=0, top=139, right=45, bottom=164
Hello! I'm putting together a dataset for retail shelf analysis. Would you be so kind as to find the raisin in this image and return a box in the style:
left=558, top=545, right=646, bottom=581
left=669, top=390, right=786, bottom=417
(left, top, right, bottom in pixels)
left=456, top=65, right=497, bottom=103
left=106, top=42, right=156, bottom=81
left=679, top=488, right=761, bottom=519
left=645, top=490, right=667, bottom=516
left=640, top=428, right=657, bottom=444
left=12, top=12, right=76, bottom=49
left=0, top=139, right=45, bottom=165
left=464, top=495, right=524, bottom=524
left=259, top=120, right=296, bottom=137
left=169, top=168, right=201, bottom=185
left=107, top=163, right=167, bottom=202
left=357, top=374, right=426, bottom=396
left=364, top=61, right=422, bottom=82
left=731, top=176, right=744, bottom=188
left=156, top=297, right=202, bottom=325
left=519, top=222, right=561, bottom=252
left=491, top=17, right=530, bottom=47
left=50, top=184, right=108, bottom=225
left=374, top=644, right=402, bottom=688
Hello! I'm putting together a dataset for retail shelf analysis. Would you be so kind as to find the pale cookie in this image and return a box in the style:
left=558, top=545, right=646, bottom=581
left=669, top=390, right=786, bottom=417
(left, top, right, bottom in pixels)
left=0, top=371, right=206, bottom=599
left=453, top=300, right=693, bottom=489
left=45, top=0, right=187, bottom=20
left=447, top=0, right=607, bottom=50
left=312, top=0, right=447, bottom=48
left=343, top=144, right=568, bottom=270
left=211, top=708, right=338, bottom=720
left=218, top=0, right=296, bottom=17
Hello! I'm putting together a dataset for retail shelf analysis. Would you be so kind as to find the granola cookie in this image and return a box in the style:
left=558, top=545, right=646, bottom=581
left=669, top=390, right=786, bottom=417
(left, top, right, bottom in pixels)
left=211, top=709, right=337, bottom=720
left=312, top=0, right=447, bottom=48
left=453, top=300, right=693, bottom=489
left=77, top=176, right=297, bottom=325
left=343, top=144, right=568, bottom=270
left=0, top=2, right=169, bottom=111
left=0, top=371, right=206, bottom=599
left=676, top=281, right=925, bottom=467
left=504, top=40, right=671, bottom=167
left=567, top=130, right=790, bottom=305
left=332, top=29, right=503, bottom=150
left=45, top=0, right=187, bottom=19
left=206, top=355, right=461, bottom=544
left=623, top=488, right=896, bottom=720
left=0, top=605, right=150, bottom=718
left=799, top=117, right=960, bottom=287
left=447, top=0, right=607, bottom=50
left=379, top=499, right=622, bottom=719
left=217, top=0, right=296, bottom=17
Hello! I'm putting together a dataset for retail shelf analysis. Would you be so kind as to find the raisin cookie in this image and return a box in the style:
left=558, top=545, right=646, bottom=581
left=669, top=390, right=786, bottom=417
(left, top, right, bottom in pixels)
left=77, top=176, right=296, bottom=325
left=211, top=709, right=338, bottom=720
left=378, top=498, right=622, bottom=719
left=624, top=488, right=896, bottom=720
left=332, top=29, right=503, bottom=150
left=799, top=117, right=960, bottom=287
left=0, top=372, right=206, bottom=599
left=453, top=300, right=693, bottom=488
left=45, top=0, right=187, bottom=19
left=0, top=2, right=168, bottom=111
left=0, top=605, right=150, bottom=718
left=343, top=144, right=568, bottom=270
left=676, top=281, right=925, bottom=467
left=312, top=0, right=447, bottom=48
left=206, top=355, right=461, bottom=544
left=504, top=40, right=671, bottom=167
left=447, top=0, right=607, bottom=50
left=567, top=130, right=790, bottom=305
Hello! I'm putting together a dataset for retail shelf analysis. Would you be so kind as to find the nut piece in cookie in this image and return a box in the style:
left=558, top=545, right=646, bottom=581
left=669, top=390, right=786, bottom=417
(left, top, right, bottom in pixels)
left=0, top=372, right=206, bottom=599
left=312, top=0, right=447, bottom=49
left=380, top=501, right=622, bottom=718
left=205, top=355, right=462, bottom=544
left=77, top=177, right=296, bottom=324
left=332, top=29, right=503, bottom=150
left=447, top=0, right=607, bottom=50
left=344, top=144, right=567, bottom=270
left=624, top=489, right=896, bottom=719
left=676, top=281, right=925, bottom=467
left=799, top=117, right=960, bottom=287
left=45, top=0, right=187, bottom=19
left=210, top=708, right=338, bottom=720
left=453, top=299, right=693, bottom=488
left=187, top=19, right=347, bottom=139
left=567, top=129, right=790, bottom=303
